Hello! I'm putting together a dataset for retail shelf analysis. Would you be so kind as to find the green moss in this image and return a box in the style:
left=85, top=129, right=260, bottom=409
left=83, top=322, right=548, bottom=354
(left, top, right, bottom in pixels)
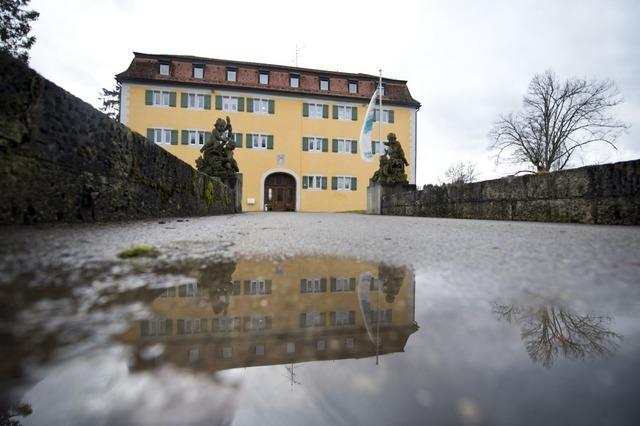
left=117, top=245, right=160, bottom=258
left=191, top=172, right=198, bottom=195
left=204, top=181, right=214, bottom=205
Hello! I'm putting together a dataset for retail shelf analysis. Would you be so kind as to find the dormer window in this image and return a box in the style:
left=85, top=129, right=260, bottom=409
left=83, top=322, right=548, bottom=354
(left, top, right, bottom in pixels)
left=226, top=68, right=237, bottom=82
left=259, top=71, right=269, bottom=85
left=320, top=78, right=329, bottom=91
left=349, top=80, right=358, bottom=94
left=193, top=64, right=204, bottom=79
left=159, top=63, right=170, bottom=76
left=290, top=74, right=300, bottom=88
left=378, top=84, right=385, bottom=96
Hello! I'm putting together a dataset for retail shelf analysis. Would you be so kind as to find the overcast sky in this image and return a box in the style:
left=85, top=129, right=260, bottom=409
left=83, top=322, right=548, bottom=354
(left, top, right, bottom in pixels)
left=28, top=0, right=639, bottom=185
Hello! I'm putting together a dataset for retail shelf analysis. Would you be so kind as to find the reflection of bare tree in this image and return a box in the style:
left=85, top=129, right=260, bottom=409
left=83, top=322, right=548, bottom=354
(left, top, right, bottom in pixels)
left=0, top=403, right=32, bottom=426
left=492, top=302, right=622, bottom=368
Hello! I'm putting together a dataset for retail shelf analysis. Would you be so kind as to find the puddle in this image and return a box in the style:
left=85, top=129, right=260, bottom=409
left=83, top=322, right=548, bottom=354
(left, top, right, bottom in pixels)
left=1, top=256, right=638, bottom=425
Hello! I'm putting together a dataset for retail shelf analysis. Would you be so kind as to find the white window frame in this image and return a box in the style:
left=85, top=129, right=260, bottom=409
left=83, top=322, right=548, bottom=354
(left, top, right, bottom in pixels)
left=249, top=279, right=268, bottom=295
left=374, top=109, right=392, bottom=123
left=259, top=72, right=269, bottom=85
left=305, top=175, right=324, bottom=190
left=251, top=134, right=269, bottom=149
left=214, top=316, right=241, bottom=332
left=304, top=311, right=323, bottom=327
left=152, top=90, right=171, bottom=107
left=349, top=81, right=358, bottom=94
left=256, top=345, right=265, bottom=355
left=308, top=103, right=324, bottom=119
left=336, top=139, right=353, bottom=154
left=337, top=105, right=353, bottom=121
left=193, top=65, right=204, bottom=79
left=226, top=69, right=237, bottom=82
left=290, top=75, right=300, bottom=88
left=335, top=277, right=350, bottom=292
left=336, top=176, right=353, bottom=191
left=187, top=93, right=205, bottom=109
left=189, top=348, right=200, bottom=363
left=252, top=98, right=269, bottom=114
left=222, top=347, right=233, bottom=358
left=222, top=96, right=239, bottom=112
left=316, top=340, right=326, bottom=351
left=159, top=63, right=169, bottom=75
left=153, top=128, right=172, bottom=145
left=345, top=337, right=355, bottom=348
left=308, top=137, right=323, bottom=152
left=286, top=342, right=296, bottom=353
left=147, top=318, right=168, bottom=336
left=335, top=310, right=350, bottom=326
left=247, top=315, right=268, bottom=330
left=182, top=318, right=203, bottom=334
left=305, top=278, right=322, bottom=293
left=320, top=78, right=329, bottom=91
left=188, top=130, right=206, bottom=146
left=372, top=140, right=387, bottom=155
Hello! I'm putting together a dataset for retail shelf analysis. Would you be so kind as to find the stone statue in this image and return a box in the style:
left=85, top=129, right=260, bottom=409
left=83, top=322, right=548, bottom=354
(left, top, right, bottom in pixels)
left=195, top=116, right=239, bottom=177
left=371, top=132, right=409, bottom=184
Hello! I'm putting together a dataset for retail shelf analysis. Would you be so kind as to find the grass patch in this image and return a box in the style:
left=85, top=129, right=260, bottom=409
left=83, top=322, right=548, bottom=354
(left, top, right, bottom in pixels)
left=117, top=245, right=160, bottom=259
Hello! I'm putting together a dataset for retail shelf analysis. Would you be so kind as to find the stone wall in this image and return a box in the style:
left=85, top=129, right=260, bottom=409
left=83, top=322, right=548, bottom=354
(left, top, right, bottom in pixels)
left=0, top=53, right=238, bottom=225
left=378, top=159, right=640, bottom=225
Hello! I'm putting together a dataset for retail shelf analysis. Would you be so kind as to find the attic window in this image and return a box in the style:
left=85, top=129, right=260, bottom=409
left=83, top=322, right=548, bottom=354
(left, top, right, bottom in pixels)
left=193, top=64, right=204, bottom=79
left=320, top=78, right=329, bottom=91
left=159, top=63, right=170, bottom=76
left=259, top=71, right=269, bottom=85
left=226, top=68, right=237, bottom=82
left=349, top=80, right=358, bottom=94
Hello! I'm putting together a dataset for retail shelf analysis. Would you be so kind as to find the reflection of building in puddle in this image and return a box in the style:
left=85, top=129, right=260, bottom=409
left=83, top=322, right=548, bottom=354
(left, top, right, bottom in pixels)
left=120, top=257, right=418, bottom=372
left=492, top=301, right=622, bottom=368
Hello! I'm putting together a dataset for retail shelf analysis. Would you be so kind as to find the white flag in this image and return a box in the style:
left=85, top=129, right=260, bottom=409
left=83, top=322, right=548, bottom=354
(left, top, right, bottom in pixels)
left=358, top=88, right=379, bottom=162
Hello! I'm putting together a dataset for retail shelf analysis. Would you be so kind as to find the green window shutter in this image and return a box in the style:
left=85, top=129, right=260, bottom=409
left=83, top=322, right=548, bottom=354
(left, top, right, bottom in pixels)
left=330, top=277, right=336, bottom=291
left=322, top=138, right=328, bottom=152
left=300, top=313, right=307, bottom=328
left=140, top=321, right=149, bottom=336
left=246, top=134, right=252, bottom=148
left=320, top=278, right=327, bottom=292
left=177, top=319, right=185, bottom=335
left=205, top=131, right=212, bottom=143
left=303, top=103, right=309, bottom=117
left=351, top=140, right=357, bottom=154
left=349, top=277, right=356, bottom=291
left=171, top=130, right=178, bottom=145
left=302, top=176, right=308, bottom=189
left=349, top=311, right=355, bottom=325
left=351, top=106, right=358, bottom=121
left=169, top=92, right=176, bottom=107
left=351, top=177, right=357, bottom=191
left=268, top=99, right=275, bottom=114
left=238, top=97, right=245, bottom=112
left=235, top=133, right=243, bottom=148
left=180, top=93, right=188, bottom=108
left=145, top=90, right=153, bottom=105
left=330, top=311, right=336, bottom=326
left=200, top=318, right=208, bottom=333
left=265, top=316, right=272, bottom=329
left=331, top=177, right=338, bottom=190
left=332, top=105, right=338, bottom=119
left=181, top=130, right=189, bottom=145
left=320, top=312, right=326, bottom=326
left=322, top=104, right=329, bottom=118
left=265, top=280, right=272, bottom=294
left=165, top=319, right=173, bottom=334
left=243, top=316, right=250, bottom=331
left=373, top=109, right=378, bottom=122
left=302, top=137, right=308, bottom=151
left=215, top=95, right=222, bottom=110
left=321, top=177, right=327, bottom=190
left=300, top=279, right=306, bottom=293
left=247, top=98, right=254, bottom=112
left=146, top=128, right=154, bottom=142
left=204, top=94, right=211, bottom=110
left=332, top=139, right=338, bottom=152
left=388, top=110, right=395, bottom=123
left=243, top=280, right=251, bottom=294
left=267, top=135, right=274, bottom=149
left=179, top=285, right=186, bottom=297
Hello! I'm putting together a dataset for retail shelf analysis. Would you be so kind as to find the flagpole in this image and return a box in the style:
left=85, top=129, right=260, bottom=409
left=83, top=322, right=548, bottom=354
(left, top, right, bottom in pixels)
left=378, top=69, right=382, bottom=152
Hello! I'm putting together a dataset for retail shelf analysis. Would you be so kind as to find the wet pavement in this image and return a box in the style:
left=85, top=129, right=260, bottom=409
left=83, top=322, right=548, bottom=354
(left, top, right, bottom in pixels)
left=1, top=212, right=640, bottom=425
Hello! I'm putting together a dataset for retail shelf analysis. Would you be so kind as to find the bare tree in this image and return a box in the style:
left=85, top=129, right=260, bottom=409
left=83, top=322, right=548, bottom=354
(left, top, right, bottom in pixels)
left=0, top=0, right=39, bottom=64
left=98, top=81, right=120, bottom=121
left=489, top=70, right=628, bottom=172
left=444, top=161, right=478, bottom=184
left=492, top=301, right=622, bottom=368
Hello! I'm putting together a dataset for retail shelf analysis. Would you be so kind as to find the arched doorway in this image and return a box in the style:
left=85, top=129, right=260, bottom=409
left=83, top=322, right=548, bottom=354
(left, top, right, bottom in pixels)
left=264, top=172, right=296, bottom=211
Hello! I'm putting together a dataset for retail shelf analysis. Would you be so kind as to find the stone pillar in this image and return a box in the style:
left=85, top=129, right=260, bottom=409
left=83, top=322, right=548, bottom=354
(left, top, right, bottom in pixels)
left=367, top=181, right=416, bottom=215
left=220, top=173, right=243, bottom=213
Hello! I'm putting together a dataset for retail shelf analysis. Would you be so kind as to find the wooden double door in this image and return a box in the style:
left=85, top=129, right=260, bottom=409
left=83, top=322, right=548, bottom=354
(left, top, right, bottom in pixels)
left=264, top=173, right=296, bottom=211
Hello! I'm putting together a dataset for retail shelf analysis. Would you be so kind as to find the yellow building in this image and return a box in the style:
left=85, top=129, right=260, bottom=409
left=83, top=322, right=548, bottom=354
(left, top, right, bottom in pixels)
left=116, top=52, right=420, bottom=212
left=119, top=257, right=418, bottom=372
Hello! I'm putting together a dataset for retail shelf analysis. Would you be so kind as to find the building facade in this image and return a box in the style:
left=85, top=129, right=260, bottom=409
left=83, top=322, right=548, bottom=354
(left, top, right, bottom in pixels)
left=116, top=52, right=420, bottom=212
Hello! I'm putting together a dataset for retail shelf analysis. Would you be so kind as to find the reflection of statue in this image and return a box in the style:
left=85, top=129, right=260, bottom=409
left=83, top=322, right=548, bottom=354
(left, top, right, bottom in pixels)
left=371, top=132, right=409, bottom=184
left=195, top=116, right=239, bottom=177
left=196, top=262, right=237, bottom=316
left=379, top=263, right=405, bottom=303
left=492, top=302, right=622, bottom=368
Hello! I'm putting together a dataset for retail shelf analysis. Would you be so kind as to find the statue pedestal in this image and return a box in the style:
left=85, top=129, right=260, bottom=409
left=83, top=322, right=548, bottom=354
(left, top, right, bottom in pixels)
left=367, top=181, right=416, bottom=215
left=219, top=173, right=243, bottom=213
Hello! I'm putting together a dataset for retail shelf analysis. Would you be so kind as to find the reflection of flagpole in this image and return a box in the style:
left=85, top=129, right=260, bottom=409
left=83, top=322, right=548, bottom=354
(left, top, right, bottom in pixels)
left=376, top=276, right=381, bottom=366
left=378, top=69, right=382, bottom=155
